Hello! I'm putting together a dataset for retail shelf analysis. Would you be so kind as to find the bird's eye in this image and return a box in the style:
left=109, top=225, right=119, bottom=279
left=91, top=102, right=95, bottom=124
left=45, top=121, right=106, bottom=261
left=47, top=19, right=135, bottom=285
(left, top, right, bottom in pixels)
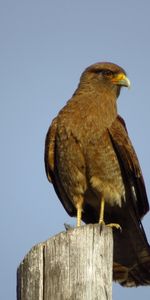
left=102, top=70, right=113, bottom=76
left=94, top=69, right=114, bottom=77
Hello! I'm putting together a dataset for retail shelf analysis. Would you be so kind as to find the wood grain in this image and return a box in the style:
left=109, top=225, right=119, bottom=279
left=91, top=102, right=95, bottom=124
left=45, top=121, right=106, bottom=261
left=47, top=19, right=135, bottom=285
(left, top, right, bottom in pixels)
left=17, top=224, right=113, bottom=300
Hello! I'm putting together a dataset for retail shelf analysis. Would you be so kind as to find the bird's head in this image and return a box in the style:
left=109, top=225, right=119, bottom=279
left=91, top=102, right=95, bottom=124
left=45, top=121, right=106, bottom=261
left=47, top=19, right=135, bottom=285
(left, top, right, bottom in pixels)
left=78, top=62, right=130, bottom=98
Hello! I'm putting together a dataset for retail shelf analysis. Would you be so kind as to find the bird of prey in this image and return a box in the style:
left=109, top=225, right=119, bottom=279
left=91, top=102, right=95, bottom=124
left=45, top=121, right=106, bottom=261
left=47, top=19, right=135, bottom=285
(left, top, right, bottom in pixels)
left=45, top=62, right=150, bottom=287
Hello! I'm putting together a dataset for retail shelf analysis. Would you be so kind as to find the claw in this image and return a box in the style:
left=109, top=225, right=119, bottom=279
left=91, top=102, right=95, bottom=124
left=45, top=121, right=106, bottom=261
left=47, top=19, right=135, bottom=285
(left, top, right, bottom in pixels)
left=106, top=223, right=122, bottom=231
left=99, top=220, right=105, bottom=234
left=64, top=223, right=74, bottom=231
left=99, top=220, right=105, bottom=226
left=99, top=197, right=122, bottom=232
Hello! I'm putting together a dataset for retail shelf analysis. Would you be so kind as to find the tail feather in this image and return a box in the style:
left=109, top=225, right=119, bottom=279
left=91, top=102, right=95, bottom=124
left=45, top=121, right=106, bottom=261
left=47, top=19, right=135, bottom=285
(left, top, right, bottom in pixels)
left=112, top=205, right=150, bottom=286
left=82, top=202, right=150, bottom=286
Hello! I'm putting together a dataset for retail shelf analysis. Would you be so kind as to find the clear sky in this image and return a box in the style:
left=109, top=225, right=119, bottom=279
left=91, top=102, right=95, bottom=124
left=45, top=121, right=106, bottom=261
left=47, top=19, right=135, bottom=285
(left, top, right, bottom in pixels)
left=1, top=1, right=150, bottom=299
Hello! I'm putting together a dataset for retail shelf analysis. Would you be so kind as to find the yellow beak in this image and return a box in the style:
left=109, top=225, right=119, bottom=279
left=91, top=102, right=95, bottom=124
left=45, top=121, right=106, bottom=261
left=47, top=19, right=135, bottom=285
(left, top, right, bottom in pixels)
left=111, top=73, right=131, bottom=88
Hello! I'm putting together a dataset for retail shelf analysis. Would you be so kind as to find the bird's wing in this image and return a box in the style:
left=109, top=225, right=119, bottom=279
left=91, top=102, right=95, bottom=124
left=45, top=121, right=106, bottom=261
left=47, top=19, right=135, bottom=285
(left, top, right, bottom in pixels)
left=108, top=115, right=150, bottom=286
left=108, top=115, right=149, bottom=218
left=45, top=117, right=57, bottom=182
left=44, top=117, right=76, bottom=216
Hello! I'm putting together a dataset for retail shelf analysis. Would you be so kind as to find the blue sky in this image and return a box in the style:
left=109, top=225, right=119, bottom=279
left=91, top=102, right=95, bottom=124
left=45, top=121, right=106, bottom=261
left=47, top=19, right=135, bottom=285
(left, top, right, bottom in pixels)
left=0, top=1, right=150, bottom=299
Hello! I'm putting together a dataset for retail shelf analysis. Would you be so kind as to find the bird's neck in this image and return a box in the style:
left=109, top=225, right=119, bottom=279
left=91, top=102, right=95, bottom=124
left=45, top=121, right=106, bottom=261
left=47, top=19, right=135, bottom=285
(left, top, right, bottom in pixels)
left=72, top=84, right=118, bottom=131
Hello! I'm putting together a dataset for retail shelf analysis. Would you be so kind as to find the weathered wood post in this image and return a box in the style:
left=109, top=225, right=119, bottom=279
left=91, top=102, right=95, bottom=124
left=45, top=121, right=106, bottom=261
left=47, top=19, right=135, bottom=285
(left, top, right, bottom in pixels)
left=17, top=224, right=113, bottom=300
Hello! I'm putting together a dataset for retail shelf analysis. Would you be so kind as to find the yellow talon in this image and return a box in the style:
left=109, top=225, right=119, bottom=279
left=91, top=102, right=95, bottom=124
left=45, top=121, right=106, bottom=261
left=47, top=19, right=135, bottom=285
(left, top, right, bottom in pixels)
left=99, top=197, right=122, bottom=231
left=106, top=223, right=122, bottom=231
left=99, top=220, right=105, bottom=226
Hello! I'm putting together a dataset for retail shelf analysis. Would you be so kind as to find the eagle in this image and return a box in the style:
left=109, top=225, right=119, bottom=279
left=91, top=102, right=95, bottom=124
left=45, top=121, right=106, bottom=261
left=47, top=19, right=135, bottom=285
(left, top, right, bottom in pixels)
left=44, top=62, right=150, bottom=287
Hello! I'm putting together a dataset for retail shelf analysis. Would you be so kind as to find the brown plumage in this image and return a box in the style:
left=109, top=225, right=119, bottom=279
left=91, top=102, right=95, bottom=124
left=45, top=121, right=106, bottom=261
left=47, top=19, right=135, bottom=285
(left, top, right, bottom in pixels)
left=45, top=62, right=150, bottom=287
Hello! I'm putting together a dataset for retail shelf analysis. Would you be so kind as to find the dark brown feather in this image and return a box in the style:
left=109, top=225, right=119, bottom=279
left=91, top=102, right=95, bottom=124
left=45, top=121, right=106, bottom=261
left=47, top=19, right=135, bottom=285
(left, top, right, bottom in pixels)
left=45, top=118, right=76, bottom=216
left=109, top=115, right=149, bottom=217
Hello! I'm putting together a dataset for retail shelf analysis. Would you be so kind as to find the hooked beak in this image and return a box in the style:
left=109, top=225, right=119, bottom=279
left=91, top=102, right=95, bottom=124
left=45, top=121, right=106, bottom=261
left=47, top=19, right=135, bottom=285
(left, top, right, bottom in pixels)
left=111, top=73, right=131, bottom=88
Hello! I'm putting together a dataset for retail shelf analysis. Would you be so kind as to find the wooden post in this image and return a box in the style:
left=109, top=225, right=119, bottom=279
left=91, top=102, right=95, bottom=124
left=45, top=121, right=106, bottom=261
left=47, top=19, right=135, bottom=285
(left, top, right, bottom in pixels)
left=17, top=224, right=113, bottom=300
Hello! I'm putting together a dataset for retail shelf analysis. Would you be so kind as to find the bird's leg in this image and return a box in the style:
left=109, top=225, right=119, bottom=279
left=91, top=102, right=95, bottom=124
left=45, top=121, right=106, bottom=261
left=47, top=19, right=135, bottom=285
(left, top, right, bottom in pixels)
left=76, top=196, right=84, bottom=227
left=77, top=206, right=82, bottom=227
left=74, top=195, right=84, bottom=227
left=99, top=197, right=105, bottom=225
left=99, top=196, right=121, bottom=230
